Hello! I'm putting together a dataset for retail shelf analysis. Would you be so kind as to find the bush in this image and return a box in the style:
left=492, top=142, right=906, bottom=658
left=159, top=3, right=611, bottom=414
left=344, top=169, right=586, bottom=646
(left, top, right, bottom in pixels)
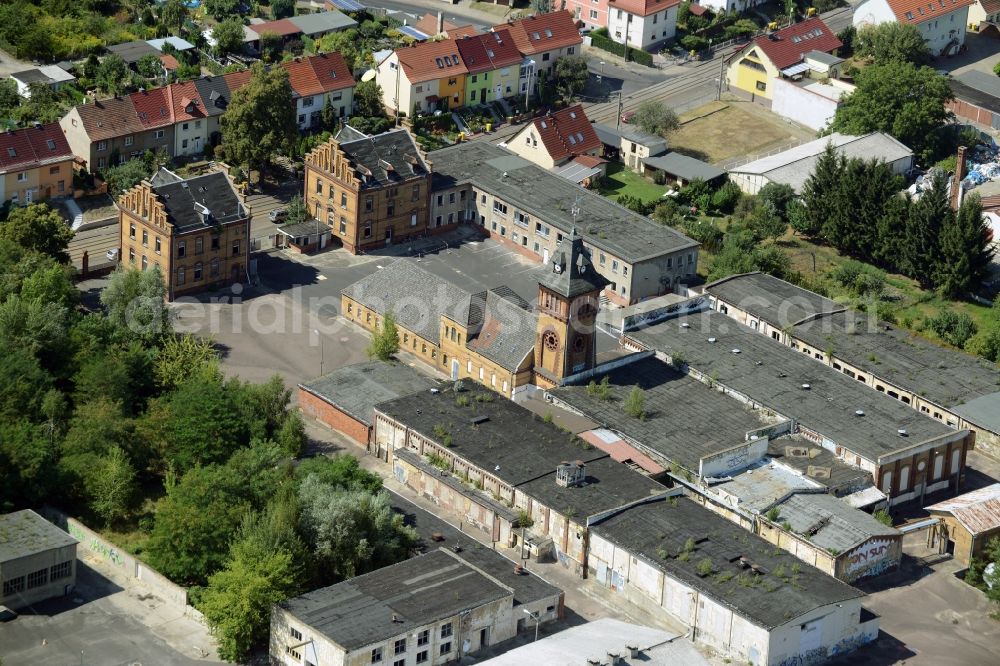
left=927, top=309, right=978, bottom=347
left=590, top=31, right=654, bottom=67
left=680, top=35, right=709, bottom=52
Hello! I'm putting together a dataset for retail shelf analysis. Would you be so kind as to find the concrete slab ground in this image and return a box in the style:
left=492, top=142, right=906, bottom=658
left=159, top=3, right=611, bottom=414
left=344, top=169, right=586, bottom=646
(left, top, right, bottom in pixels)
left=0, top=560, right=221, bottom=666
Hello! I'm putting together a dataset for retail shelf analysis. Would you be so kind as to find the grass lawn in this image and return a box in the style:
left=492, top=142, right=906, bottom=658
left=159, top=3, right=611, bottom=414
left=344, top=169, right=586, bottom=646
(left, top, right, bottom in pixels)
left=596, top=162, right=668, bottom=202
left=670, top=102, right=812, bottom=165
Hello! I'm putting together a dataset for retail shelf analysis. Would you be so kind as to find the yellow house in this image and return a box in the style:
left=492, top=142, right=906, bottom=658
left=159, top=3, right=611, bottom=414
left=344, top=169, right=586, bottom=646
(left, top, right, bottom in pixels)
left=726, top=17, right=842, bottom=100
left=0, top=122, right=75, bottom=205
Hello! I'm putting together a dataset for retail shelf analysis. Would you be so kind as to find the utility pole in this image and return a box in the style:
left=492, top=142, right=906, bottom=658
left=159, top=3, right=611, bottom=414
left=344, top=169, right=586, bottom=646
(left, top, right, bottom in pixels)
left=616, top=90, right=624, bottom=130
left=717, top=54, right=726, bottom=101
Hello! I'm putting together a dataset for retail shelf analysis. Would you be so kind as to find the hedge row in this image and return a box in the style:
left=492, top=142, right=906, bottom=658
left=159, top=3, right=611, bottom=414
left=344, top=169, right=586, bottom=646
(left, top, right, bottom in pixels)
left=589, top=32, right=654, bottom=67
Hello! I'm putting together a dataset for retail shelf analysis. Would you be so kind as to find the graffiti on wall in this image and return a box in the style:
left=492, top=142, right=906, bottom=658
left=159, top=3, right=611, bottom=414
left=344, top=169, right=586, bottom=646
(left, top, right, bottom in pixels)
left=68, top=521, right=125, bottom=567
left=699, top=438, right=768, bottom=478
left=845, top=538, right=896, bottom=580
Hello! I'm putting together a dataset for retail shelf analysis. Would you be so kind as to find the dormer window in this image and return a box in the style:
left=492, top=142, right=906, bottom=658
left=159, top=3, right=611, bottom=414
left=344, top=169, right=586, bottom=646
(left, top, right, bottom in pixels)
left=544, top=28, right=553, bottom=37
left=531, top=31, right=540, bottom=39
left=186, top=103, right=195, bottom=113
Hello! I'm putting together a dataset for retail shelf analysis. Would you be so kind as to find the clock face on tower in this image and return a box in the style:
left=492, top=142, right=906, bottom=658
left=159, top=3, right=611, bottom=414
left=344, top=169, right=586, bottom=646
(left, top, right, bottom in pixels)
left=543, top=331, right=559, bottom=352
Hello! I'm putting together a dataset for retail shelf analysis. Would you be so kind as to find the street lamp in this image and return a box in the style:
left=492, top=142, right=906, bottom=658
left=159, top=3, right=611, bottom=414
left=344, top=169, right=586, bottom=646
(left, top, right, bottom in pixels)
left=523, top=608, right=541, bottom=642
left=598, top=60, right=605, bottom=82
left=313, top=328, right=325, bottom=375
left=524, top=59, right=536, bottom=112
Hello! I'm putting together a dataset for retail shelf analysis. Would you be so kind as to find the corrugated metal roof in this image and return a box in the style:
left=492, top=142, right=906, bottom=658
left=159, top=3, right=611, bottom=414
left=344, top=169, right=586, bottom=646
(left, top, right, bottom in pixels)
left=927, top=483, right=1000, bottom=535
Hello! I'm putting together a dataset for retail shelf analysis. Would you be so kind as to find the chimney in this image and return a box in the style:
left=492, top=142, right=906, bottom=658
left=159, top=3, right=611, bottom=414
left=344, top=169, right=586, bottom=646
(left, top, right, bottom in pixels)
left=951, top=145, right=967, bottom=210
left=437, top=11, right=444, bottom=35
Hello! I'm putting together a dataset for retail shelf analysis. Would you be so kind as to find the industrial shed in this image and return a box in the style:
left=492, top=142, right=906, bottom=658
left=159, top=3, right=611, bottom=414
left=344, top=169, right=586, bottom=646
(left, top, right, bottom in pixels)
left=927, top=483, right=1000, bottom=566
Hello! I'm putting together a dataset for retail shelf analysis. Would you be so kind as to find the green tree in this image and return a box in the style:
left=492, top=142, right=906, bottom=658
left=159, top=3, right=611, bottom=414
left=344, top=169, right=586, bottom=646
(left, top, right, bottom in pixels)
left=90, top=446, right=138, bottom=526
left=271, top=0, right=295, bottom=18
left=298, top=475, right=416, bottom=581
left=354, top=78, right=385, bottom=118
left=553, top=55, right=589, bottom=103
left=0, top=79, right=20, bottom=118
left=21, top=262, right=79, bottom=310
left=0, top=418, right=57, bottom=509
left=136, top=54, right=164, bottom=80
left=320, top=97, right=339, bottom=131
left=96, top=54, right=131, bottom=97
left=316, top=28, right=363, bottom=71
left=259, top=31, right=283, bottom=62
left=220, top=62, right=297, bottom=176
left=200, top=535, right=302, bottom=661
left=854, top=22, right=930, bottom=65
left=213, top=18, right=246, bottom=58
left=275, top=410, right=306, bottom=457
left=530, top=0, right=553, bottom=12
left=366, top=310, right=399, bottom=361
left=801, top=143, right=844, bottom=239
left=286, top=193, right=308, bottom=226
left=0, top=203, right=73, bottom=262
left=0, top=341, right=51, bottom=423
left=902, top=170, right=949, bottom=287
left=830, top=61, right=952, bottom=162
left=757, top=183, right=796, bottom=221
left=154, top=334, right=219, bottom=390
left=936, top=193, right=994, bottom=298
left=159, top=368, right=246, bottom=471
left=203, top=0, right=240, bottom=20
left=102, top=156, right=156, bottom=196
left=101, top=266, right=170, bottom=343
left=295, top=455, right=383, bottom=493
left=873, top=193, right=911, bottom=267
left=632, top=99, right=680, bottom=138
left=159, top=0, right=188, bottom=33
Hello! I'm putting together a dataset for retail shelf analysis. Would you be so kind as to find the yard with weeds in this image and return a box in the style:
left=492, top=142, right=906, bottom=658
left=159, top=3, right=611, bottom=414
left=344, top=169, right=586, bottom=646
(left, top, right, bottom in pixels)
left=669, top=100, right=814, bottom=165
left=596, top=162, right=668, bottom=202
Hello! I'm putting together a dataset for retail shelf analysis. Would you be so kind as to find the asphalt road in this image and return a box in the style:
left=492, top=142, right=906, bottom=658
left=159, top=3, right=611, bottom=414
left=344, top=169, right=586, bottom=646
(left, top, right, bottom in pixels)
left=68, top=222, right=118, bottom=270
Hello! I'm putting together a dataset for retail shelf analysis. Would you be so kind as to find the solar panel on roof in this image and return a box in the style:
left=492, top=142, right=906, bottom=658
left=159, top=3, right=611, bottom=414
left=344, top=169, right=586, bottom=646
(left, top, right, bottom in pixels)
left=328, top=0, right=364, bottom=10
left=399, top=25, right=430, bottom=40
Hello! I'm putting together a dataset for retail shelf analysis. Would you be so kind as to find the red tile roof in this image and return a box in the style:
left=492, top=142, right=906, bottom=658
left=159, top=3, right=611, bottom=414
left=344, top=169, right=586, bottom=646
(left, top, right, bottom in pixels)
left=396, top=38, right=469, bottom=84
left=73, top=96, right=146, bottom=142
left=167, top=80, right=206, bottom=121
left=688, top=3, right=711, bottom=15
left=284, top=57, right=325, bottom=97
left=252, top=18, right=302, bottom=37
left=979, top=0, right=1000, bottom=15
left=414, top=12, right=458, bottom=36
left=529, top=104, right=602, bottom=162
left=455, top=29, right=523, bottom=74
left=449, top=25, right=480, bottom=39
left=130, top=87, right=174, bottom=128
left=502, top=11, right=582, bottom=56
left=750, top=17, right=842, bottom=70
left=0, top=122, right=73, bottom=173
left=301, top=52, right=355, bottom=92
left=608, top=0, right=681, bottom=18
left=573, top=154, right=607, bottom=168
left=886, top=0, right=976, bottom=24
left=159, top=54, right=181, bottom=71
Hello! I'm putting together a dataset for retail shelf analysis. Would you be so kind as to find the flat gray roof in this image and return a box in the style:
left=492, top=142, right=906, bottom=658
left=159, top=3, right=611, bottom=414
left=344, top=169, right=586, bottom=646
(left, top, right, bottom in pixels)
left=375, top=385, right=666, bottom=518
left=626, top=309, right=961, bottom=464
left=387, top=490, right=562, bottom=607
left=766, top=440, right=874, bottom=494
left=952, top=392, right=1000, bottom=434
left=550, top=354, right=771, bottom=471
left=713, top=462, right=823, bottom=514
left=592, top=497, right=864, bottom=630
left=705, top=272, right=844, bottom=328
left=0, top=510, right=78, bottom=563
left=643, top=152, right=725, bottom=182
left=792, top=310, right=1000, bottom=412
left=281, top=549, right=511, bottom=650
left=592, top=123, right=668, bottom=153
left=429, top=142, right=697, bottom=263
left=774, top=493, right=899, bottom=554
left=288, top=9, right=358, bottom=35
left=300, top=361, right=441, bottom=427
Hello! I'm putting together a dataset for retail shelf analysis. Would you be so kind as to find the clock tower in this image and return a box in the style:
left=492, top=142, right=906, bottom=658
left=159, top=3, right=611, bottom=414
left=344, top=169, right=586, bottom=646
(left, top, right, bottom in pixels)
left=533, top=228, right=609, bottom=388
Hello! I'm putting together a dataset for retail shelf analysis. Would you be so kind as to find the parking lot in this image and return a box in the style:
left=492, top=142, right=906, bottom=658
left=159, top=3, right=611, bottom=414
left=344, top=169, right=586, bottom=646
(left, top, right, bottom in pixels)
left=0, top=561, right=220, bottom=666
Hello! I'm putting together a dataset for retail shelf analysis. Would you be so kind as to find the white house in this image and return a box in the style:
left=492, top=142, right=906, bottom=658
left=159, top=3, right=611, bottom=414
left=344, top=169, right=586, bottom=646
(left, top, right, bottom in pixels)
left=9, top=66, right=76, bottom=98
left=969, top=0, right=1000, bottom=25
left=853, top=0, right=976, bottom=56
left=770, top=78, right=856, bottom=131
left=697, top=0, right=769, bottom=13
left=607, top=0, right=680, bottom=50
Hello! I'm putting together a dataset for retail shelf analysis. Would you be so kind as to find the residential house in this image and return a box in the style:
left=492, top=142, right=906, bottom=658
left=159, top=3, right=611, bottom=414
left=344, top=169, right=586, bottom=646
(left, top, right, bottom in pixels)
left=106, top=39, right=161, bottom=65
left=128, top=87, right=176, bottom=160
left=728, top=132, right=913, bottom=194
left=0, top=510, right=78, bottom=611
left=376, top=38, right=468, bottom=115
left=456, top=30, right=523, bottom=106
left=192, top=76, right=233, bottom=152
left=501, top=11, right=583, bottom=91
left=167, top=80, right=209, bottom=158
left=587, top=497, right=879, bottom=666
left=428, top=141, right=699, bottom=305
left=9, top=66, right=76, bottom=98
left=0, top=122, right=75, bottom=205
left=969, top=0, right=1000, bottom=25
left=698, top=0, right=768, bottom=12
left=927, top=483, right=1000, bottom=565
left=606, top=0, right=680, bottom=50
left=704, top=271, right=1000, bottom=452
left=565, top=0, right=612, bottom=32
left=593, top=122, right=668, bottom=171
left=304, top=129, right=432, bottom=253
left=413, top=11, right=478, bottom=38
left=853, top=0, right=975, bottom=55
left=284, top=52, right=356, bottom=129
left=622, top=307, right=977, bottom=506
left=117, top=168, right=250, bottom=300
left=504, top=104, right=604, bottom=180
left=270, top=550, right=516, bottom=666
left=725, top=17, right=842, bottom=100
left=60, top=96, right=149, bottom=172
left=246, top=18, right=304, bottom=49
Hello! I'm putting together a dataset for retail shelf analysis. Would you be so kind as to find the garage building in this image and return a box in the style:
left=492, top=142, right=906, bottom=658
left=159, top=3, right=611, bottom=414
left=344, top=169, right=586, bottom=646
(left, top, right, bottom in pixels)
left=0, top=509, right=78, bottom=610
